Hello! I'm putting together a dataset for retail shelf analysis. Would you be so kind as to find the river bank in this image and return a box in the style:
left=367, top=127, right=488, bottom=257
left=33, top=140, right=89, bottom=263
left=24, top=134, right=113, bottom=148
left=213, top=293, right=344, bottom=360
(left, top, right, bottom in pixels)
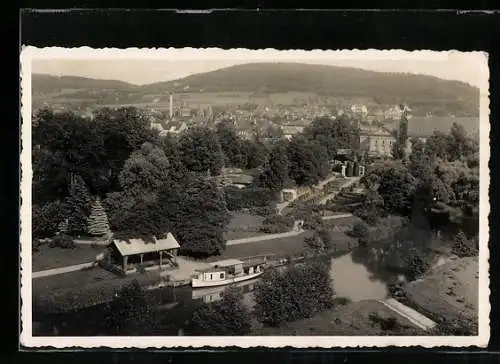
left=250, top=299, right=427, bottom=336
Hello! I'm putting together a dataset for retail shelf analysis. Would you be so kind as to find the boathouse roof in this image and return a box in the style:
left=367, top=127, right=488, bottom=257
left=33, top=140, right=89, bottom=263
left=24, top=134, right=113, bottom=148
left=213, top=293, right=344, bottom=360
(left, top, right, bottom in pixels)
left=112, top=233, right=180, bottom=256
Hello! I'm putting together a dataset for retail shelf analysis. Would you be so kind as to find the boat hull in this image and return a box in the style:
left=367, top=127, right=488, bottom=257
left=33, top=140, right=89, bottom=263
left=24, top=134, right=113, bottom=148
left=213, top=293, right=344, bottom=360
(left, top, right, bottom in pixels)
left=191, top=270, right=264, bottom=288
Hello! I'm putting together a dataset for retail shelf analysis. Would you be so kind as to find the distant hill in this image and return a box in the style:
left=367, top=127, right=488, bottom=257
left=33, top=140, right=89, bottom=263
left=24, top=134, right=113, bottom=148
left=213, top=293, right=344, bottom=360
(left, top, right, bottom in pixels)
left=32, top=63, right=480, bottom=116
left=32, top=74, right=137, bottom=94
left=144, top=63, right=480, bottom=116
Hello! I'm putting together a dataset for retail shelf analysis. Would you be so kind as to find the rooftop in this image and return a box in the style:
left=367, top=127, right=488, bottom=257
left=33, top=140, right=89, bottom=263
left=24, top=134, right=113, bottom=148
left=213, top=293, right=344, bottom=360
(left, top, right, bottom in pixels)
left=112, top=233, right=180, bottom=256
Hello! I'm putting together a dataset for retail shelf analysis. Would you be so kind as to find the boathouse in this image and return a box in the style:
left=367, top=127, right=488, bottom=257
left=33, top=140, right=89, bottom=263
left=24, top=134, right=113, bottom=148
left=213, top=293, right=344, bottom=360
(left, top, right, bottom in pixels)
left=105, top=233, right=180, bottom=275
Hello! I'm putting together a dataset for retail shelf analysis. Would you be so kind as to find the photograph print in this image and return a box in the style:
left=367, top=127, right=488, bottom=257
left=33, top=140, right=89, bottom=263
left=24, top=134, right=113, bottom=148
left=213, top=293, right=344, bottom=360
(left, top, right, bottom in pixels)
left=20, top=47, right=489, bottom=348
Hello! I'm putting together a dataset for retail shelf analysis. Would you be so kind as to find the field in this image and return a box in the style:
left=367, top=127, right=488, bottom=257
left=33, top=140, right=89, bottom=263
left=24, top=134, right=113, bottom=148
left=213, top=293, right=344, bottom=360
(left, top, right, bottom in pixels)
left=405, top=256, right=479, bottom=323
left=251, top=300, right=426, bottom=336
left=32, top=244, right=106, bottom=271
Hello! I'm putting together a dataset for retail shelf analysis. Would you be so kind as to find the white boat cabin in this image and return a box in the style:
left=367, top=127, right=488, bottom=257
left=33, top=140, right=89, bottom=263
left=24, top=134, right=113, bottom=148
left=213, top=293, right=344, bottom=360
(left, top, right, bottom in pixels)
left=193, top=257, right=265, bottom=283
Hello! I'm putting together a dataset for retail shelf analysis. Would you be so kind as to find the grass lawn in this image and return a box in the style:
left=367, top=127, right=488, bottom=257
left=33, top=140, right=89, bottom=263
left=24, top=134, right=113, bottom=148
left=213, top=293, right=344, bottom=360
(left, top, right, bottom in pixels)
left=225, top=212, right=268, bottom=240
left=32, top=266, right=164, bottom=313
left=32, top=244, right=107, bottom=271
left=405, top=256, right=479, bottom=323
left=251, top=300, right=427, bottom=336
left=210, top=231, right=314, bottom=262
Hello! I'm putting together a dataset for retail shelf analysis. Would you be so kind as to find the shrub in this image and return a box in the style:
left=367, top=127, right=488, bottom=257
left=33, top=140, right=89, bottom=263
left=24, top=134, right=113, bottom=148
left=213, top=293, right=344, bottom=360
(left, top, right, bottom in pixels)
left=260, top=214, right=294, bottom=233
left=452, top=230, right=478, bottom=257
left=348, top=221, right=371, bottom=247
left=253, top=259, right=335, bottom=327
left=105, top=280, right=157, bottom=335
left=188, top=286, right=252, bottom=335
left=32, top=201, right=69, bottom=238
left=429, top=317, right=478, bottom=336
left=404, top=250, right=431, bottom=278
left=49, top=234, right=76, bottom=249
left=224, top=186, right=278, bottom=211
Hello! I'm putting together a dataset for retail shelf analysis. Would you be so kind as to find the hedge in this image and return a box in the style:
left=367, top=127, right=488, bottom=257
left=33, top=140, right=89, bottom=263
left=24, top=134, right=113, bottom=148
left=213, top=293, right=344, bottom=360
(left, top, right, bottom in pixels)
left=224, top=186, right=278, bottom=211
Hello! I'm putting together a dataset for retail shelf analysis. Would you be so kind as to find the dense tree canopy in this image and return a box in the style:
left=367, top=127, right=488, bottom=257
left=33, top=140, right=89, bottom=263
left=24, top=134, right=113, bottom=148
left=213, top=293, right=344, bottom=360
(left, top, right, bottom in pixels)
left=259, top=140, right=290, bottom=191
left=303, top=115, right=360, bottom=159
left=178, top=126, right=224, bottom=175
left=287, top=136, right=330, bottom=187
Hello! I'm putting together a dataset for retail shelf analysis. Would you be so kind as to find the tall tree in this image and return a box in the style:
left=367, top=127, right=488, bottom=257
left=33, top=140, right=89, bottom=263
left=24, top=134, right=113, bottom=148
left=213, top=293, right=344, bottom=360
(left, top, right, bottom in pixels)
left=447, top=122, right=473, bottom=161
left=377, top=166, right=418, bottom=216
left=259, top=140, right=289, bottom=191
left=65, top=174, right=93, bottom=235
left=287, top=136, right=330, bottom=187
left=118, top=142, right=170, bottom=193
left=303, top=115, right=360, bottom=159
left=216, top=120, right=246, bottom=167
left=164, top=173, right=231, bottom=257
left=179, top=126, right=224, bottom=175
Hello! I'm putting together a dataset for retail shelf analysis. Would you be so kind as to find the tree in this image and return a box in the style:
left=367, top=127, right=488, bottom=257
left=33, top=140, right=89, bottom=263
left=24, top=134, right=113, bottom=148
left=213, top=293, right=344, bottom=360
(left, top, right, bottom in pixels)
left=287, top=136, right=330, bottom=186
left=32, top=200, right=70, bottom=238
left=452, top=230, right=478, bottom=257
left=409, top=137, right=426, bottom=163
left=259, top=140, right=289, bottom=191
left=188, top=286, right=252, bottom=335
left=216, top=120, right=246, bottom=167
left=303, top=115, right=360, bottom=159
left=179, top=126, right=224, bottom=175
left=65, top=175, right=93, bottom=235
left=447, top=122, right=474, bottom=161
left=425, top=131, right=450, bottom=161
left=164, top=173, right=231, bottom=257
left=305, top=228, right=336, bottom=254
left=87, top=197, right=112, bottom=237
left=253, top=259, right=335, bottom=327
left=349, top=221, right=371, bottom=247
left=377, top=166, right=418, bottom=215
left=106, top=280, right=156, bottom=335
left=241, top=139, right=268, bottom=169
left=354, top=190, right=386, bottom=225
left=118, top=142, right=170, bottom=193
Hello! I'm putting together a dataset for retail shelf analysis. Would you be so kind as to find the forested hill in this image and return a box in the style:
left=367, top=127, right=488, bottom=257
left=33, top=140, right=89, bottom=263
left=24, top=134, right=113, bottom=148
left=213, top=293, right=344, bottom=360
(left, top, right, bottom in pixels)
left=145, top=63, right=479, bottom=116
left=32, top=74, right=137, bottom=94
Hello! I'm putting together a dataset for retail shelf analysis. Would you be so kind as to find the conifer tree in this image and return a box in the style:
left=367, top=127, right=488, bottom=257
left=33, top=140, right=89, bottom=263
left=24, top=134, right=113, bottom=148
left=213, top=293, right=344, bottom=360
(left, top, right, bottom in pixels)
left=87, top=197, right=112, bottom=237
left=66, top=174, right=92, bottom=235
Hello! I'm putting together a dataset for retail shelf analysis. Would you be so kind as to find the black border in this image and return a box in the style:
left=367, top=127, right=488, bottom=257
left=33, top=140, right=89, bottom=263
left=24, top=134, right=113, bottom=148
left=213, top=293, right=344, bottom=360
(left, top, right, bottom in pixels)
left=12, top=7, right=500, bottom=363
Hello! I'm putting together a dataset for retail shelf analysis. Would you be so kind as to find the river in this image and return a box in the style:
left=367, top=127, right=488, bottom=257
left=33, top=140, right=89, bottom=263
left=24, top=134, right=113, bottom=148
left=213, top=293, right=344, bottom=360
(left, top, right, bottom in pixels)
left=33, top=248, right=404, bottom=336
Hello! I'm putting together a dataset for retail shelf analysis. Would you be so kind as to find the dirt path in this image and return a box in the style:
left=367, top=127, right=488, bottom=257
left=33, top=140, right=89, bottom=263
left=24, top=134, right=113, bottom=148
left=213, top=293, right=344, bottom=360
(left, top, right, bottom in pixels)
left=32, top=262, right=96, bottom=279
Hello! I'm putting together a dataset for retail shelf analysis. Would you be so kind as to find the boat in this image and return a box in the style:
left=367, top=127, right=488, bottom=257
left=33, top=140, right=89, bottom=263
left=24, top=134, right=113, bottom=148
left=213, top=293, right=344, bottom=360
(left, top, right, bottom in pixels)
left=191, top=257, right=266, bottom=288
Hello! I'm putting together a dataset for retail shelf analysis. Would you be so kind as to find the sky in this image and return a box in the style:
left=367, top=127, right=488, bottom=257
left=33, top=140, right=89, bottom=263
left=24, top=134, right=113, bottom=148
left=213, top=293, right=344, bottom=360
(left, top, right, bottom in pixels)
left=30, top=49, right=487, bottom=88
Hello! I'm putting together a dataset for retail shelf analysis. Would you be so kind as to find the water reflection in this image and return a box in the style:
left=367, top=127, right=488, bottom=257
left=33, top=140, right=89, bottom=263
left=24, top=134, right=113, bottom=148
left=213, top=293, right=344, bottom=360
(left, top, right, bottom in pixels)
left=329, top=252, right=389, bottom=301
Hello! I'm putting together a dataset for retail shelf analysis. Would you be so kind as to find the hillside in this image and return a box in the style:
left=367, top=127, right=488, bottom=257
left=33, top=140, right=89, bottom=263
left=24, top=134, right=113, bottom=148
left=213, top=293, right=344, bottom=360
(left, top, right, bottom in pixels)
left=31, top=63, right=480, bottom=116
left=32, top=74, right=137, bottom=95
left=145, top=63, right=479, bottom=116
